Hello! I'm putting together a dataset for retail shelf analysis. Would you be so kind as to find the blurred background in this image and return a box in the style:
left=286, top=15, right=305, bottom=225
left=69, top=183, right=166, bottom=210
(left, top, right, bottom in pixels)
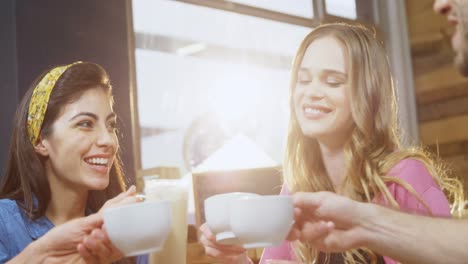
left=132, top=0, right=375, bottom=177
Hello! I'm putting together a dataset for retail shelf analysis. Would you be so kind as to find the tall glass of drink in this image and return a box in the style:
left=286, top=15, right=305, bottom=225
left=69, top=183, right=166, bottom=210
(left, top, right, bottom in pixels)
left=144, top=177, right=189, bottom=264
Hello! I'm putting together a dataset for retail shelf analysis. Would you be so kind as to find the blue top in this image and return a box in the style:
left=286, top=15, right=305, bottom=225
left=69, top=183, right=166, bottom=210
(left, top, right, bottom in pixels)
left=0, top=198, right=148, bottom=263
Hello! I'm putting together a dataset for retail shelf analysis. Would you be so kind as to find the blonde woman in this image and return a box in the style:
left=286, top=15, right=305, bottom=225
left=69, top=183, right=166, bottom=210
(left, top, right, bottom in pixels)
left=199, top=23, right=464, bottom=264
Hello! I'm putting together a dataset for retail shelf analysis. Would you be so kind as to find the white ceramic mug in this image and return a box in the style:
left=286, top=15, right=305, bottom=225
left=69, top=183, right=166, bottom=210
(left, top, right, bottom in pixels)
left=103, top=200, right=171, bottom=256
left=204, top=192, right=260, bottom=245
left=229, top=195, right=293, bottom=248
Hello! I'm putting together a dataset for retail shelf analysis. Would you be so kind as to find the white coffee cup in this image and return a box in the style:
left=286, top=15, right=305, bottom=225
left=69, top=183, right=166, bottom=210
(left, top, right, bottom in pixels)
left=229, top=195, right=293, bottom=248
left=204, top=192, right=259, bottom=244
left=103, top=200, right=171, bottom=256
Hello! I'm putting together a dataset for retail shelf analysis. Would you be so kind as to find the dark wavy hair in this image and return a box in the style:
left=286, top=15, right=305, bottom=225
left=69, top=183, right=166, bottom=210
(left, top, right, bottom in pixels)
left=0, top=62, right=130, bottom=218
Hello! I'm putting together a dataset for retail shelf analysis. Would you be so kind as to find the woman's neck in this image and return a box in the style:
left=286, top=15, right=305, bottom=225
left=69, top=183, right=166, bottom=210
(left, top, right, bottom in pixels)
left=45, top=168, right=88, bottom=226
left=318, top=142, right=346, bottom=194
left=46, top=190, right=87, bottom=226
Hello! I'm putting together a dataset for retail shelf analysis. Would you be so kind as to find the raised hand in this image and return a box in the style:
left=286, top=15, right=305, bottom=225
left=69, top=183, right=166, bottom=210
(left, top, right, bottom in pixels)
left=99, top=185, right=139, bottom=212
left=291, top=191, right=370, bottom=252
left=199, top=223, right=249, bottom=264
left=27, top=213, right=104, bottom=264
left=77, top=227, right=124, bottom=264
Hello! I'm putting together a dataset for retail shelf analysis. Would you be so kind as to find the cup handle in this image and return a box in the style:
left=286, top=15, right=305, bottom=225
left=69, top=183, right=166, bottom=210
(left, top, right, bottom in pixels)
left=135, top=193, right=146, bottom=202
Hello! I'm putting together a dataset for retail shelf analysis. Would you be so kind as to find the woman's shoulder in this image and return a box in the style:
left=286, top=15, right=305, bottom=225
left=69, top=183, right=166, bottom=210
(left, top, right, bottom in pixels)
left=386, top=158, right=437, bottom=193
left=0, top=198, right=21, bottom=216
left=384, top=158, right=450, bottom=216
left=0, top=199, right=22, bottom=236
left=387, top=158, right=427, bottom=175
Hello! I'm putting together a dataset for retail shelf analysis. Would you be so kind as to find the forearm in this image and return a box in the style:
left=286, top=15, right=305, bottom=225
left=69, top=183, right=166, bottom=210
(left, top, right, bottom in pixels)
left=6, top=240, right=47, bottom=264
left=6, top=238, right=83, bottom=264
left=361, top=203, right=468, bottom=264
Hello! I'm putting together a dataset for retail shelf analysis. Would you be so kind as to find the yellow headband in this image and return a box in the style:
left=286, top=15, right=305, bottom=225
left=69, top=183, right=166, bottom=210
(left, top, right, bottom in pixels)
left=27, top=61, right=82, bottom=144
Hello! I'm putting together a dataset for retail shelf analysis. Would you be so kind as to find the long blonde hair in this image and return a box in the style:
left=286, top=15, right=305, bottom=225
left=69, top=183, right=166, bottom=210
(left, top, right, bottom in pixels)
left=284, top=23, right=465, bottom=263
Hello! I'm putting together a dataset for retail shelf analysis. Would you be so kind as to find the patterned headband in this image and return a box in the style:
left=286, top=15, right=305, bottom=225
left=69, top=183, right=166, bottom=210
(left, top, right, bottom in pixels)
left=27, top=61, right=82, bottom=144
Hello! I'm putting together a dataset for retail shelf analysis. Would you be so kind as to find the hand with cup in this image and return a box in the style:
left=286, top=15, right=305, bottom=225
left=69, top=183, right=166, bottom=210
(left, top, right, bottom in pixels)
left=200, top=193, right=294, bottom=263
left=201, top=192, right=259, bottom=264
left=205, top=193, right=260, bottom=245
left=78, top=228, right=117, bottom=264
left=78, top=186, right=172, bottom=262
left=229, top=195, right=294, bottom=249
left=199, top=223, right=250, bottom=264
left=98, top=185, right=140, bottom=213
left=77, top=185, right=146, bottom=263
left=25, top=213, right=105, bottom=264
left=102, top=199, right=171, bottom=257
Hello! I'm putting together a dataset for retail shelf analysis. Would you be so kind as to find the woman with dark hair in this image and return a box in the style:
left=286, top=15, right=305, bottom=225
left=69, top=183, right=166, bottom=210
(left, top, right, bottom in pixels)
left=0, top=61, right=141, bottom=263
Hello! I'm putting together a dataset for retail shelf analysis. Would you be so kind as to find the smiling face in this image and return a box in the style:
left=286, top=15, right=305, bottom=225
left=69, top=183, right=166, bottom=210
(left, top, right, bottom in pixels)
left=293, top=36, right=353, bottom=146
left=434, top=0, right=468, bottom=75
left=37, top=88, right=118, bottom=192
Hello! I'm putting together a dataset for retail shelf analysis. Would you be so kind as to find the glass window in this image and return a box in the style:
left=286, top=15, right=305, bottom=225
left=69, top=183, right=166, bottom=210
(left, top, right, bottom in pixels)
left=325, top=0, right=357, bottom=20
left=132, top=0, right=311, bottom=174
left=324, top=0, right=376, bottom=24
left=225, top=0, right=314, bottom=18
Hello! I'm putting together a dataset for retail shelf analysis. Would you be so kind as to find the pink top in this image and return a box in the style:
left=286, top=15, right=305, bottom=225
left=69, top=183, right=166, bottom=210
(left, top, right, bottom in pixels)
left=256, top=158, right=451, bottom=263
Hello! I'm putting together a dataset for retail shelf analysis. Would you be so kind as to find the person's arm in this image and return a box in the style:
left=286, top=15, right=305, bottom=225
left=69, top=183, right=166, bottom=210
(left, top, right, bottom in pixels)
left=292, top=191, right=468, bottom=264
left=361, top=203, right=468, bottom=264
left=5, top=240, right=49, bottom=264
left=4, top=214, right=100, bottom=264
left=76, top=186, right=139, bottom=263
